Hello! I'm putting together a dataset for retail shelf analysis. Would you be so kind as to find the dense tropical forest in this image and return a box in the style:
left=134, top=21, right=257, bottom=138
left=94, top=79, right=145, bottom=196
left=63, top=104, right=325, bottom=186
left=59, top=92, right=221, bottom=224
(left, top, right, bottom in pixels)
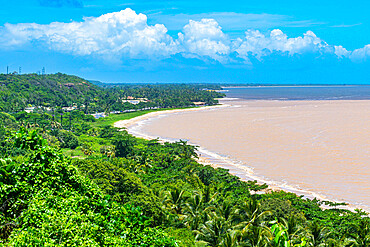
left=0, top=74, right=369, bottom=246
left=0, top=73, right=222, bottom=113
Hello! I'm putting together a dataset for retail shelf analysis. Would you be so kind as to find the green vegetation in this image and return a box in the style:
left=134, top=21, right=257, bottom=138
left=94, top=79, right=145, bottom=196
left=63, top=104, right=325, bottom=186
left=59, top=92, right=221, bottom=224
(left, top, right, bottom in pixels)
left=1, top=128, right=176, bottom=246
left=0, top=73, right=223, bottom=113
left=0, top=73, right=101, bottom=113
left=91, top=106, right=196, bottom=128
left=0, top=74, right=368, bottom=246
left=92, top=110, right=158, bottom=128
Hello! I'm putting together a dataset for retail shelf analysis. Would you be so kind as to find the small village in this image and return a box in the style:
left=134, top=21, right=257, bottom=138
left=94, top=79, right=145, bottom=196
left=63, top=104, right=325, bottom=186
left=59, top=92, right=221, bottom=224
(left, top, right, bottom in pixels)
left=23, top=96, right=206, bottom=119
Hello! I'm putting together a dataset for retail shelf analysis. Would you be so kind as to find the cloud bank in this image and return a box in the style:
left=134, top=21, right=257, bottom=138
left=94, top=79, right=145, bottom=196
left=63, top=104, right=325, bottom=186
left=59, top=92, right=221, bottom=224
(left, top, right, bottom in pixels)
left=0, top=8, right=369, bottom=63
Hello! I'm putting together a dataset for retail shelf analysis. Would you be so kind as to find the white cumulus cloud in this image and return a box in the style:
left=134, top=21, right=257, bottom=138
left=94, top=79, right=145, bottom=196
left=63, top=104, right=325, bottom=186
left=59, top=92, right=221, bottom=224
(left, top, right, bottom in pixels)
left=334, top=45, right=350, bottom=57
left=235, top=29, right=331, bottom=59
left=178, top=19, right=230, bottom=61
left=350, top=44, right=370, bottom=61
left=0, top=8, right=369, bottom=63
left=1, top=9, right=178, bottom=59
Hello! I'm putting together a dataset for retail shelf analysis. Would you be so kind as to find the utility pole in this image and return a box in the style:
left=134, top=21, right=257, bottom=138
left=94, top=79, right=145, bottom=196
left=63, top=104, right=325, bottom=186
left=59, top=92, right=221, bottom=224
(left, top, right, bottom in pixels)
left=42, top=67, right=45, bottom=75
left=7, top=66, right=9, bottom=74
left=19, top=67, right=21, bottom=74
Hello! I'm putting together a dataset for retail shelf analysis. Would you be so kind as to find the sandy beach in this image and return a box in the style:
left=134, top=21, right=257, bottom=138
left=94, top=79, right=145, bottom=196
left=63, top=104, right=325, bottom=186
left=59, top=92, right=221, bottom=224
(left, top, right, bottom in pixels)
left=114, top=104, right=228, bottom=132
left=115, top=99, right=370, bottom=212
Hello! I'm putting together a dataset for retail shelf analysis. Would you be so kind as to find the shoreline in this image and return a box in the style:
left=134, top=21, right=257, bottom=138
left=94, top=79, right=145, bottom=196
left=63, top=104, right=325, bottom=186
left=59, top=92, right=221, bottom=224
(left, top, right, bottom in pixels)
left=114, top=103, right=369, bottom=213
left=114, top=104, right=229, bottom=130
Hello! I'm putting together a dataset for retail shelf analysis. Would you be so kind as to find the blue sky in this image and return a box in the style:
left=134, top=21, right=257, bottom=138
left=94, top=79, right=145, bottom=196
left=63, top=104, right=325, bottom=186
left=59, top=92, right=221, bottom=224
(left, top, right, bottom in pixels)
left=0, top=0, right=369, bottom=83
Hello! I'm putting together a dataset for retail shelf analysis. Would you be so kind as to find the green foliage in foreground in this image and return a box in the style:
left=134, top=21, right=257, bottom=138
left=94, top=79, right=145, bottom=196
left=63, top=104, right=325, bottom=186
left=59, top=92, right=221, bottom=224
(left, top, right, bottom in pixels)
left=0, top=128, right=176, bottom=246
left=0, top=117, right=369, bottom=246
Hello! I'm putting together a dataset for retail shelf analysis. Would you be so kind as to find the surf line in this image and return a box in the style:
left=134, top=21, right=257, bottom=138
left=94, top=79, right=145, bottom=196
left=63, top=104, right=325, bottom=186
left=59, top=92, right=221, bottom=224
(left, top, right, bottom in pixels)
left=114, top=105, right=369, bottom=213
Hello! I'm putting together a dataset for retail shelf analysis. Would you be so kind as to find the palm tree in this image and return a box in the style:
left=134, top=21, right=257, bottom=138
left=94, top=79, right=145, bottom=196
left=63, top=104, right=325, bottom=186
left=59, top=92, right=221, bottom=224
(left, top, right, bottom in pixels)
left=306, top=222, right=331, bottom=247
left=216, top=201, right=236, bottom=223
left=239, top=224, right=272, bottom=247
left=219, top=230, right=240, bottom=247
left=234, top=198, right=272, bottom=229
left=123, top=159, right=142, bottom=173
left=323, top=237, right=353, bottom=247
left=269, top=221, right=307, bottom=247
left=270, top=222, right=290, bottom=247
left=346, top=218, right=370, bottom=247
left=280, top=217, right=306, bottom=244
left=164, top=188, right=186, bottom=215
left=176, top=140, right=198, bottom=159
left=184, top=192, right=212, bottom=230
left=195, top=216, right=231, bottom=247
left=202, top=186, right=218, bottom=205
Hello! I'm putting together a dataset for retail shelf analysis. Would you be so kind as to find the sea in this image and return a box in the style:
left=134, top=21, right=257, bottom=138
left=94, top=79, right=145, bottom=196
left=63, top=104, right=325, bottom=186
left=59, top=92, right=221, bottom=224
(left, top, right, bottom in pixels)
left=223, top=85, right=370, bottom=100
left=128, top=86, right=370, bottom=211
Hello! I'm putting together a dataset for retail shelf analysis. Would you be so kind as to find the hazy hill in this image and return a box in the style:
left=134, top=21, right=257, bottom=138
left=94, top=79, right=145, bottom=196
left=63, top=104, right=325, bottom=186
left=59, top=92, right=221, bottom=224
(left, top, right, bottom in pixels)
left=0, top=73, right=104, bottom=112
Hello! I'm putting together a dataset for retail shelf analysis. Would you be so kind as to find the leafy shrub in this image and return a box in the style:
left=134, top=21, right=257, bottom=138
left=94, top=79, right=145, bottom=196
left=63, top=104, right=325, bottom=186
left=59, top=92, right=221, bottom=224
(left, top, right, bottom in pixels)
left=74, top=158, right=165, bottom=225
left=113, top=132, right=136, bottom=158
left=54, top=129, right=79, bottom=149
left=1, top=128, right=176, bottom=246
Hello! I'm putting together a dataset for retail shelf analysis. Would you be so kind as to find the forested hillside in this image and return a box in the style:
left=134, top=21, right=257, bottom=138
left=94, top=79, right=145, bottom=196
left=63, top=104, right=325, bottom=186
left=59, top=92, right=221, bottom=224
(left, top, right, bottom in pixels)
left=0, top=73, right=102, bottom=112
left=0, top=73, right=224, bottom=113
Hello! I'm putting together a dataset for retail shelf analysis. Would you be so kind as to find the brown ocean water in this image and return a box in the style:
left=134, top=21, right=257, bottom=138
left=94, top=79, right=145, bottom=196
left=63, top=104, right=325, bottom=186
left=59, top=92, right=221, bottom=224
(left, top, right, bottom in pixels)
left=131, top=99, right=370, bottom=210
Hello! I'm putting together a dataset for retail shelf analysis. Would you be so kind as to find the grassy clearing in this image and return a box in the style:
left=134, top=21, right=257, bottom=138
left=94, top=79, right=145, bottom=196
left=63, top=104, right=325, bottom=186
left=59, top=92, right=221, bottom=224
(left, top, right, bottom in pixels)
left=90, top=110, right=158, bottom=128
left=66, top=107, right=196, bottom=158
left=91, top=107, right=196, bottom=128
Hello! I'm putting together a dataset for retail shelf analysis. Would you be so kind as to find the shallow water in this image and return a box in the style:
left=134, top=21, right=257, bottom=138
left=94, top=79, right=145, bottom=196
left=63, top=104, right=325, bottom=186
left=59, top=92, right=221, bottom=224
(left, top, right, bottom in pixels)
left=132, top=99, right=370, bottom=211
